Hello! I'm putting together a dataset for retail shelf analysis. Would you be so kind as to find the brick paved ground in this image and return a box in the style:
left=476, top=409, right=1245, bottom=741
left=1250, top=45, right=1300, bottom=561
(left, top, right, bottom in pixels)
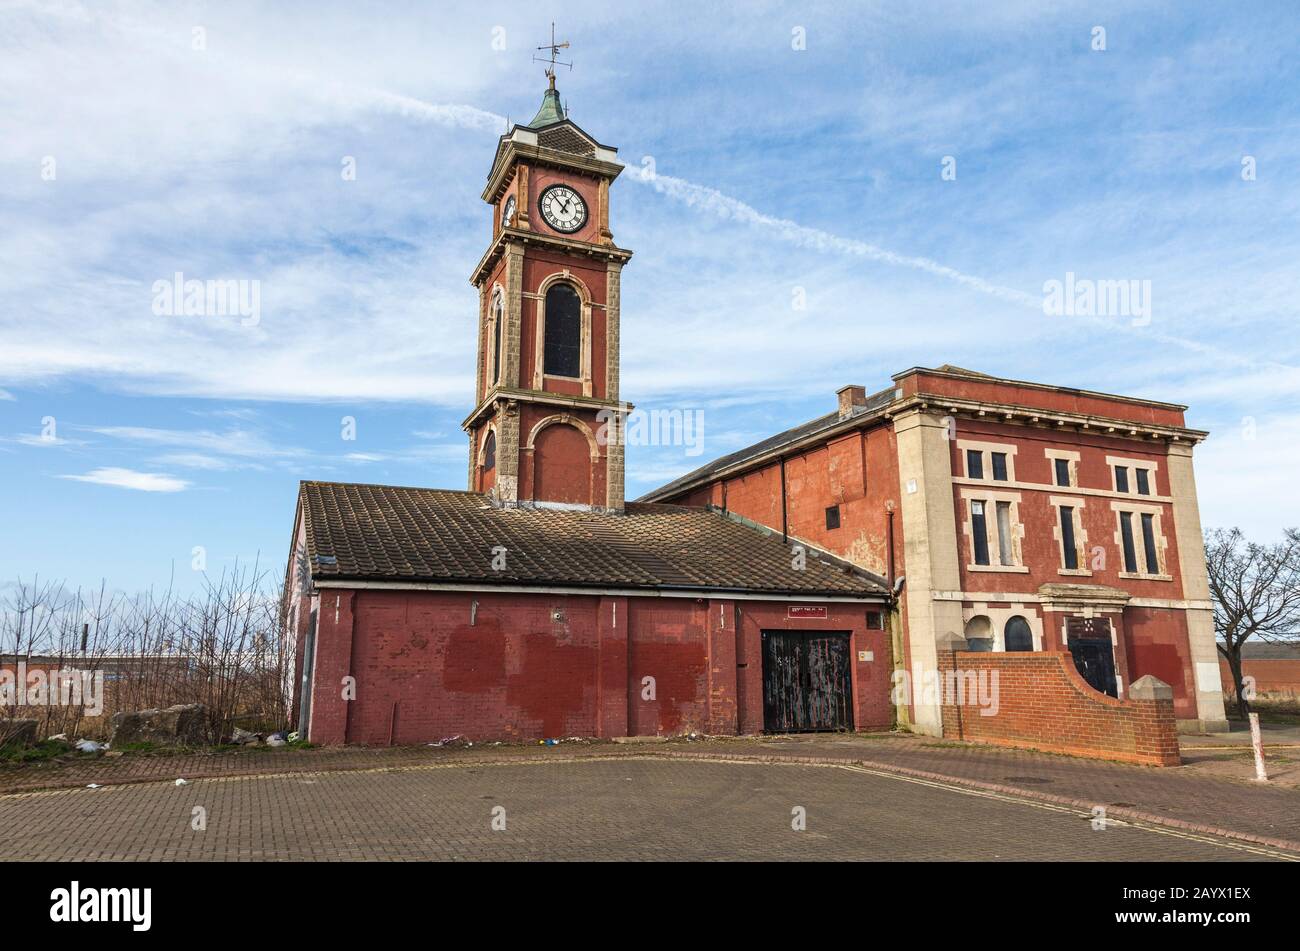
left=1, top=757, right=1291, bottom=861
left=3, top=732, right=1298, bottom=854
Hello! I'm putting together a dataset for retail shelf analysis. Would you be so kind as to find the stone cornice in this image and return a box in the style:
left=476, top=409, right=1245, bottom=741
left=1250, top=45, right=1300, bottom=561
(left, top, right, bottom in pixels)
left=470, top=229, right=633, bottom=286
left=483, top=140, right=624, bottom=203
left=889, top=393, right=1209, bottom=444
left=461, top=386, right=633, bottom=432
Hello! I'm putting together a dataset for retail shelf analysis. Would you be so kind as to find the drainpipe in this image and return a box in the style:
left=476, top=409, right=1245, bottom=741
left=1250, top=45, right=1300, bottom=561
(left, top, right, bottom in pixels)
left=779, top=457, right=788, bottom=543
left=885, top=505, right=896, bottom=590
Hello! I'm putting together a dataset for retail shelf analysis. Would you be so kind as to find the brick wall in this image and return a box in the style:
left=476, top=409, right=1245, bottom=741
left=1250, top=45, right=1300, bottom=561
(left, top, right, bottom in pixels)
left=1219, top=657, right=1300, bottom=696
left=303, top=588, right=893, bottom=745
left=936, top=645, right=1180, bottom=766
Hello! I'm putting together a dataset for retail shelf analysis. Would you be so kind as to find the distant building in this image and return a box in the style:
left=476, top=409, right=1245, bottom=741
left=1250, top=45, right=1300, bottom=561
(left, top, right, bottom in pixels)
left=1219, top=641, right=1300, bottom=696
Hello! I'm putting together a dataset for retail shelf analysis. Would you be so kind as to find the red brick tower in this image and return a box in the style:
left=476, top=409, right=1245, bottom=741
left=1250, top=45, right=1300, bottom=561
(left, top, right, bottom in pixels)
left=463, top=72, right=632, bottom=511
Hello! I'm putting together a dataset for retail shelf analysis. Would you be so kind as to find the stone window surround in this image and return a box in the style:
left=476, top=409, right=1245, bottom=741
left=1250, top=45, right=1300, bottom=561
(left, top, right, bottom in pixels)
left=531, top=270, right=596, bottom=397
left=1044, top=447, right=1081, bottom=488
left=486, top=284, right=505, bottom=388
left=956, top=438, right=1018, bottom=482
left=1110, top=499, right=1173, bottom=581
left=958, top=486, right=1028, bottom=573
left=1048, top=493, right=1092, bottom=577
left=1106, top=454, right=1159, bottom=496
left=961, top=602, right=1045, bottom=652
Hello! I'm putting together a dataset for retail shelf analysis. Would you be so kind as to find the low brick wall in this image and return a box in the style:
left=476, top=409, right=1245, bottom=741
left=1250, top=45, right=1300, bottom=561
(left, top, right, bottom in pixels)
left=936, top=645, right=1180, bottom=767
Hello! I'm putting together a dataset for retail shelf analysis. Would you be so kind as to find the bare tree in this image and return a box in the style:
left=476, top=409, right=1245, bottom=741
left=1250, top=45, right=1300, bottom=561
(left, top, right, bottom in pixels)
left=1205, top=527, right=1300, bottom=716
left=2, top=563, right=294, bottom=744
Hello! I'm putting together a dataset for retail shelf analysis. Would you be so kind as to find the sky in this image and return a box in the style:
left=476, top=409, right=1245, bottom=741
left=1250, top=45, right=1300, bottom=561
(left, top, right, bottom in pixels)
left=1, top=0, right=1298, bottom=595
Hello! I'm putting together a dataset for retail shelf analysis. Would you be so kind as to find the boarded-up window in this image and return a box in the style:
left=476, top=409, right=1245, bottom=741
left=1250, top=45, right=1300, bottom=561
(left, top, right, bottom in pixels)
left=996, top=501, right=1013, bottom=565
left=1120, top=512, right=1138, bottom=572
left=971, top=500, right=989, bottom=565
left=544, top=284, right=582, bottom=378
left=1141, top=513, right=1159, bottom=573
left=1059, top=505, right=1078, bottom=569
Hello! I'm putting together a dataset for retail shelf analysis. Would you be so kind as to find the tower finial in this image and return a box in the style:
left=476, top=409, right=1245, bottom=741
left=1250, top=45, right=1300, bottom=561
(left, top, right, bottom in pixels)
left=534, top=21, right=571, bottom=89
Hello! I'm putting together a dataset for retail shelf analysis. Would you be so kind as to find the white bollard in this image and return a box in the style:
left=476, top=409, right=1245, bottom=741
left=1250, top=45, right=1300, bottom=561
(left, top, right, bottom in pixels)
left=1248, top=712, right=1268, bottom=782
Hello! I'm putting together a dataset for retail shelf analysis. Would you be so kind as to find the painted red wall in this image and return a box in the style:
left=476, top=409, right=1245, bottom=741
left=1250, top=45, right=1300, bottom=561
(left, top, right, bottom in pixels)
left=304, top=588, right=891, bottom=745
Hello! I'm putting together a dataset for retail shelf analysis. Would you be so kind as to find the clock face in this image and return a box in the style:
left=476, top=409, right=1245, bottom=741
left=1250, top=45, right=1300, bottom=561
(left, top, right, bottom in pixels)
left=538, top=184, right=587, bottom=234
left=501, top=195, right=517, bottom=227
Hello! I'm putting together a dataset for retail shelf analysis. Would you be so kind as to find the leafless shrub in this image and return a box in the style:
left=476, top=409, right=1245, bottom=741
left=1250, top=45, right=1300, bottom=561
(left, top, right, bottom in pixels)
left=0, top=562, right=293, bottom=743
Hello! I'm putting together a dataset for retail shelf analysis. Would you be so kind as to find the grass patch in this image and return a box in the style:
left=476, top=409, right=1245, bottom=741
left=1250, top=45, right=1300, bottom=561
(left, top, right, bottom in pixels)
left=0, top=739, right=73, bottom=763
left=1226, top=695, right=1300, bottom=726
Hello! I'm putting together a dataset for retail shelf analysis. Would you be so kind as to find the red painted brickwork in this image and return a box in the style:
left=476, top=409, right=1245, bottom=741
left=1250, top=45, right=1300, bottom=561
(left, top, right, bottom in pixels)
left=936, top=647, right=1180, bottom=766
left=896, top=368, right=1189, bottom=429
left=303, top=588, right=893, bottom=745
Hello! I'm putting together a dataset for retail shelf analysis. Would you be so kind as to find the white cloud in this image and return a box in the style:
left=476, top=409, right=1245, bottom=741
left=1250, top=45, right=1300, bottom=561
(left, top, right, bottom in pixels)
left=60, top=467, right=189, bottom=492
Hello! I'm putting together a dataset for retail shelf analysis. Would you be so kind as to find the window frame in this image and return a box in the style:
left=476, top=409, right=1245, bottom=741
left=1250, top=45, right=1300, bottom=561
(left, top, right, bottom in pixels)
left=1049, top=494, right=1091, bottom=576
left=957, top=440, right=1018, bottom=483
left=1111, top=500, right=1171, bottom=580
left=1106, top=455, right=1159, bottom=497
left=541, top=283, right=583, bottom=380
left=959, top=487, right=1027, bottom=573
left=1044, top=448, right=1080, bottom=489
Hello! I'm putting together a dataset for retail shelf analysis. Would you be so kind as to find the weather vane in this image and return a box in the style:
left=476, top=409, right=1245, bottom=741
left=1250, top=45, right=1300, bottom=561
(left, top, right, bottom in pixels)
left=533, top=22, right=572, bottom=88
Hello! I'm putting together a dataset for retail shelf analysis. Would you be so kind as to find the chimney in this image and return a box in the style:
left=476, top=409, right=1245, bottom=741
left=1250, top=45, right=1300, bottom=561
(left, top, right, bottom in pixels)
left=837, top=385, right=867, bottom=420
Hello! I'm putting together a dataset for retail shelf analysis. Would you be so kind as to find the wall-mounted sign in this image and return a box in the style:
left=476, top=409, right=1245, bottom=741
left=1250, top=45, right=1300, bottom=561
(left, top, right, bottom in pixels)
left=787, top=605, right=827, bottom=619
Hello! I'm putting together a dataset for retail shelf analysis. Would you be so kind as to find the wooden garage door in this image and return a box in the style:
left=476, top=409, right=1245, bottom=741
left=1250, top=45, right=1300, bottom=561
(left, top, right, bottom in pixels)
left=760, top=630, right=854, bottom=733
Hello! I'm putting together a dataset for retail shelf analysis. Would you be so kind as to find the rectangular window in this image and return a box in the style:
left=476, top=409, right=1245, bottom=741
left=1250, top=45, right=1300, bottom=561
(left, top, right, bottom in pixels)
left=1136, top=468, right=1151, bottom=495
left=1140, top=513, right=1159, bottom=573
left=1120, top=512, right=1138, bottom=572
left=1114, top=466, right=1129, bottom=493
left=995, top=501, right=1013, bottom=566
left=966, top=450, right=983, bottom=479
left=1054, top=458, right=1071, bottom=487
left=825, top=505, right=841, bottom=530
left=1059, top=506, right=1078, bottom=570
left=971, top=501, right=990, bottom=565
left=866, top=610, right=884, bottom=630
left=991, top=452, right=1008, bottom=481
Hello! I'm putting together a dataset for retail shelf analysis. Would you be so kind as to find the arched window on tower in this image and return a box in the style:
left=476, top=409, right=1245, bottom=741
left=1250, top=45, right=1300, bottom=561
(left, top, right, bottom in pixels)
left=543, top=283, right=582, bottom=378
left=491, top=290, right=504, bottom=384
left=482, top=431, right=496, bottom=471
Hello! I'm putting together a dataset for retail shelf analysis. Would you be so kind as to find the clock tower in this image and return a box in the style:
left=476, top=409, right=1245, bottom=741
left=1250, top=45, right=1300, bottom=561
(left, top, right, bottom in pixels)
left=463, top=71, right=632, bottom=511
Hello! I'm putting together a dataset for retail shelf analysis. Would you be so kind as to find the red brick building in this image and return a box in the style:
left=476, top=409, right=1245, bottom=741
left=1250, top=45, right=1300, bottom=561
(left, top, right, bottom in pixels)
left=285, top=76, right=1224, bottom=752
left=642, top=366, right=1229, bottom=734
left=285, top=78, right=891, bottom=745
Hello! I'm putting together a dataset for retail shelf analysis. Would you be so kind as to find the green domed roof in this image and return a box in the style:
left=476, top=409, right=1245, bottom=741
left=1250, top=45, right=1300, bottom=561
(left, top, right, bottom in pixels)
left=528, top=81, right=566, bottom=128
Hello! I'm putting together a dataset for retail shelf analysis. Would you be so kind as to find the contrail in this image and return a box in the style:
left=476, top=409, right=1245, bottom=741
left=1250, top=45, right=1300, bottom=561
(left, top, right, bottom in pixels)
left=623, top=166, right=1041, bottom=308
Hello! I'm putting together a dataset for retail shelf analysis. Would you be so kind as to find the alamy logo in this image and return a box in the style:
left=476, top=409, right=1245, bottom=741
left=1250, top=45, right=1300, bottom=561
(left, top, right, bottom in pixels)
left=1042, top=271, right=1151, bottom=326
left=50, top=882, right=151, bottom=931
left=152, top=271, right=261, bottom=326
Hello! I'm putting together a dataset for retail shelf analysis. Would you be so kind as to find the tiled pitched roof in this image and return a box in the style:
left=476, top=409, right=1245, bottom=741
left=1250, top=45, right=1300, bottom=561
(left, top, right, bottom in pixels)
left=298, top=481, right=887, bottom=598
left=638, top=385, right=897, bottom=502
